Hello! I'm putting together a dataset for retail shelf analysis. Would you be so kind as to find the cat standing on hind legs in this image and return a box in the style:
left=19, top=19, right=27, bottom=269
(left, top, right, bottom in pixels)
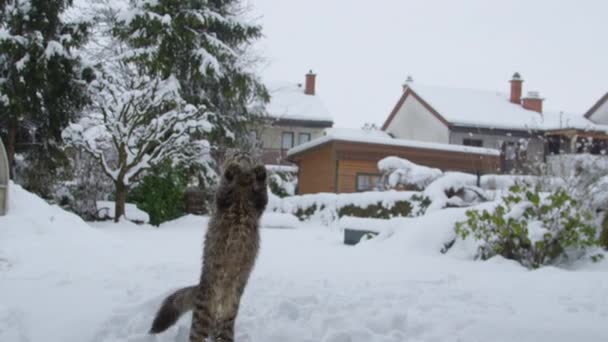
left=149, top=152, right=268, bottom=341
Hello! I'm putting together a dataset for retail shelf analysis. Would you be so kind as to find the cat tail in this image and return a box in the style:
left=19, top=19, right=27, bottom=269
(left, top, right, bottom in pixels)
left=149, top=285, right=197, bottom=334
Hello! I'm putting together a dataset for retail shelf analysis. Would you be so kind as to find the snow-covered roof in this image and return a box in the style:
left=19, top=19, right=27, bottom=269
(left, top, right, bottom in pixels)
left=287, top=128, right=500, bottom=157
left=398, top=84, right=608, bottom=132
left=406, top=84, right=543, bottom=130
left=266, top=82, right=333, bottom=123
left=540, top=111, right=608, bottom=132
left=323, top=127, right=392, bottom=139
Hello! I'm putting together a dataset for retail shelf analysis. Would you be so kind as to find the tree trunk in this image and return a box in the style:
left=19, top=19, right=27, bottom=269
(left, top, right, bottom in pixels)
left=6, top=116, right=17, bottom=180
left=115, top=181, right=127, bottom=223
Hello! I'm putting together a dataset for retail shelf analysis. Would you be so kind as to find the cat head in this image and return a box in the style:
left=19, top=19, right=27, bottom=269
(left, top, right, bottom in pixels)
left=217, top=151, right=268, bottom=213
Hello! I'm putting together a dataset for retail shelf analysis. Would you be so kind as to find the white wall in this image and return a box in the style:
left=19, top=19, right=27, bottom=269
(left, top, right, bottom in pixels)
left=258, top=124, right=326, bottom=150
left=589, top=99, right=608, bottom=125
left=385, top=94, right=450, bottom=143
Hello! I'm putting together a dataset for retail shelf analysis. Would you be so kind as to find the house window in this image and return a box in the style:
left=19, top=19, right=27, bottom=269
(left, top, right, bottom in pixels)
left=281, top=132, right=294, bottom=149
left=463, top=138, right=483, bottom=147
left=356, top=173, right=381, bottom=192
left=299, top=132, right=311, bottom=145
left=504, top=142, right=517, bottom=160
left=547, top=136, right=561, bottom=155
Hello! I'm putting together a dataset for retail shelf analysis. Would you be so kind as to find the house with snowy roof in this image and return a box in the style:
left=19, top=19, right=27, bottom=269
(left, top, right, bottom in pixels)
left=382, top=73, right=608, bottom=172
left=256, top=71, right=333, bottom=165
left=585, top=92, right=608, bottom=125
left=287, top=127, right=500, bottom=194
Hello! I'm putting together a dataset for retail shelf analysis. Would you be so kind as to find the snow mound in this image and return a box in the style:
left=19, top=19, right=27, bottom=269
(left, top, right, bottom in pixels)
left=378, top=156, right=443, bottom=189
left=96, top=200, right=150, bottom=223
left=261, top=212, right=300, bottom=229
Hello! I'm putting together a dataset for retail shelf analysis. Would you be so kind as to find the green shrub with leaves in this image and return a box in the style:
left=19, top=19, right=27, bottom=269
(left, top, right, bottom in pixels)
left=129, top=162, right=188, bottom=226
left=455, top=183, right=601, bottom=268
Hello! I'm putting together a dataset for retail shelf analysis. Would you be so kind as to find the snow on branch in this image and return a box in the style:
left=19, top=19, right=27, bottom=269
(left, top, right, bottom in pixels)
left=63, top=39, right=214, bottom=186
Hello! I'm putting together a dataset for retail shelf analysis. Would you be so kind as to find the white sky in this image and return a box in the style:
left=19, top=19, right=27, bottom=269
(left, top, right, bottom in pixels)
left=250, top=0, right=608, bottom=129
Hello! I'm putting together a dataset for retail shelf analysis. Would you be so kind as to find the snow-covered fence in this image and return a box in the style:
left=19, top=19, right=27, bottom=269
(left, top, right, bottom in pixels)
left=0, top=138, right=8, bottom=216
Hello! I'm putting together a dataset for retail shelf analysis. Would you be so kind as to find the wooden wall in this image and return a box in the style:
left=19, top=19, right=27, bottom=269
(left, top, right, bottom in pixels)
left=295, top=144, right=336, bottom=194
left=337, top=159, right=379, bottom=193
left=291, top=140, right=501, bottom=195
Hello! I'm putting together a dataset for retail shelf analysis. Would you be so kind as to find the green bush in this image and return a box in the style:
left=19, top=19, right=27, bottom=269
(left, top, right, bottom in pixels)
left=338, top=195, right=430, bottom=219
left=455, top=183, right=601, bottom=268
left=129, top=162, right=188, bottom=226
left=292, top=195, right=431, bottom=222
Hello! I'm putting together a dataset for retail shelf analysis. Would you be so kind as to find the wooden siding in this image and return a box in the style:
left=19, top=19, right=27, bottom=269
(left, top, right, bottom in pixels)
left=337, top=159, right=380, bottom=193
left=334, top=141, right=500, bottom=174
left=294, top=144, right=336, bottom=194
left=291, top=140, right=501, bottom=194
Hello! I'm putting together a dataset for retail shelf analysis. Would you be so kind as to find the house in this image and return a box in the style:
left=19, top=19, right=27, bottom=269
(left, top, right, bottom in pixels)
left=0, top=138, right=9, bottom=215
left=382, top=73, right=608, bottom=172
left=257, top=71, right=333, bottom=165
left=584, top=92, right=608, bottom=124
left=287, top=128, right=500, bottom=194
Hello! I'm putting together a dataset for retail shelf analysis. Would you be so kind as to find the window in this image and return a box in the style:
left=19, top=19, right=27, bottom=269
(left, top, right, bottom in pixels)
left=547, top=136, right=561, bottom=155
left=299, top=132, right=311, bottom=145
left=356, top=173, right=381, bottom=192
left=281, top=132, right=294, bottom=149
left=463, top=138, right=483, bottom=147
left=504, top=142, right=517, bottom=160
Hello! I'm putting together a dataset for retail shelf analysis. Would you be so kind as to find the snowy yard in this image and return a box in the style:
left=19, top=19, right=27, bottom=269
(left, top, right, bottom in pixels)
left=1, top=184, right=608, bottom=342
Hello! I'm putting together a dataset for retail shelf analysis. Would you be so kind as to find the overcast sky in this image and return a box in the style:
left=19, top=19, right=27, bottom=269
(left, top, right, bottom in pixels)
left=250, top=0, right=607, bottom=129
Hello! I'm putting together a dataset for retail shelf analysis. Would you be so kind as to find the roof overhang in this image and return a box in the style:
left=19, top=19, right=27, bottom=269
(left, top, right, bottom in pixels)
left=584, top=92, right=608, bottom=119
left=271, top=118, right=334, bottom=128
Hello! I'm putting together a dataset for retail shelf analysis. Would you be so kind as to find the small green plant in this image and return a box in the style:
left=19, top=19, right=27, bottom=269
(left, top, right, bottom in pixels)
left=129, top=162, right=188, bottom=226
left=455, top=183, right=601, bottom=268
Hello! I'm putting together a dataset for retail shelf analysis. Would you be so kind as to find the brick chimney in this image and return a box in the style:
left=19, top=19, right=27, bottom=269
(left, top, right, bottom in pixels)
left=509, top=72, right=523, bottom=104
left=304, top=70, right=316, bottom=95
left=522, top=91, right=544, bottom=113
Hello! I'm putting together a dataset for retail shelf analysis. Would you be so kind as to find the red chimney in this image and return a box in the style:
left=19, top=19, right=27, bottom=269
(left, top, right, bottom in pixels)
left=522, top=91, right=544, bottom=114
left=510, top=72, right=523, bottom=104
left=305, top=70, right=316, bottom=95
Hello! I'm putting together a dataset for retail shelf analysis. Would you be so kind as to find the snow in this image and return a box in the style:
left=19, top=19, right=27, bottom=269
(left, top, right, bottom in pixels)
left=324, top=127, right=392, bottom=139
left=378, top=156, right=443, bottom=189
left=404, top=84, right=608, bottom=132
left=265, top=164, right=298, bottom=173
left=288, top=127, right=501, bottom=157
left=268, top=190, right=425, bottom=225
left=2, top=183, right=608, bottom=342
left=260, top=212, right=300, bottom=229
left=541, top=110, right=608, bottom=132
left=96, top=201, right=150, bottom=223
left=266, top=82, right=333, bottom=122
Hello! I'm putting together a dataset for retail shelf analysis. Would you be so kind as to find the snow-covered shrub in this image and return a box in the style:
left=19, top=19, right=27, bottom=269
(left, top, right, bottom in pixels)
left=378, top=156, right=442, bottom=191
left=269, top=191, right=431, bottom=225
left=57, top=150, right=114, bottom=220
left=266, top=165, right=298, bottom=198
left=338, top=195, right=430, bottom=219
left=455, top=183, right=602, bottom=268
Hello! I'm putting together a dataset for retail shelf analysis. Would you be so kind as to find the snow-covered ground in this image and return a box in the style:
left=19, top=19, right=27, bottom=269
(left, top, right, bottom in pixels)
left=1, top=184, right=608, bottom=342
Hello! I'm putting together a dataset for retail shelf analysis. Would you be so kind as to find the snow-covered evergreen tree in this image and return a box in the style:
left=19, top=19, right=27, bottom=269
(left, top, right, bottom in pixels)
left=0, top=0, right=90, bottom=179
left=63, top=18, right=213, bottom=221
left=64, top=1, right=217, bottom=221
left=113, top=0, right=269, bottom=167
